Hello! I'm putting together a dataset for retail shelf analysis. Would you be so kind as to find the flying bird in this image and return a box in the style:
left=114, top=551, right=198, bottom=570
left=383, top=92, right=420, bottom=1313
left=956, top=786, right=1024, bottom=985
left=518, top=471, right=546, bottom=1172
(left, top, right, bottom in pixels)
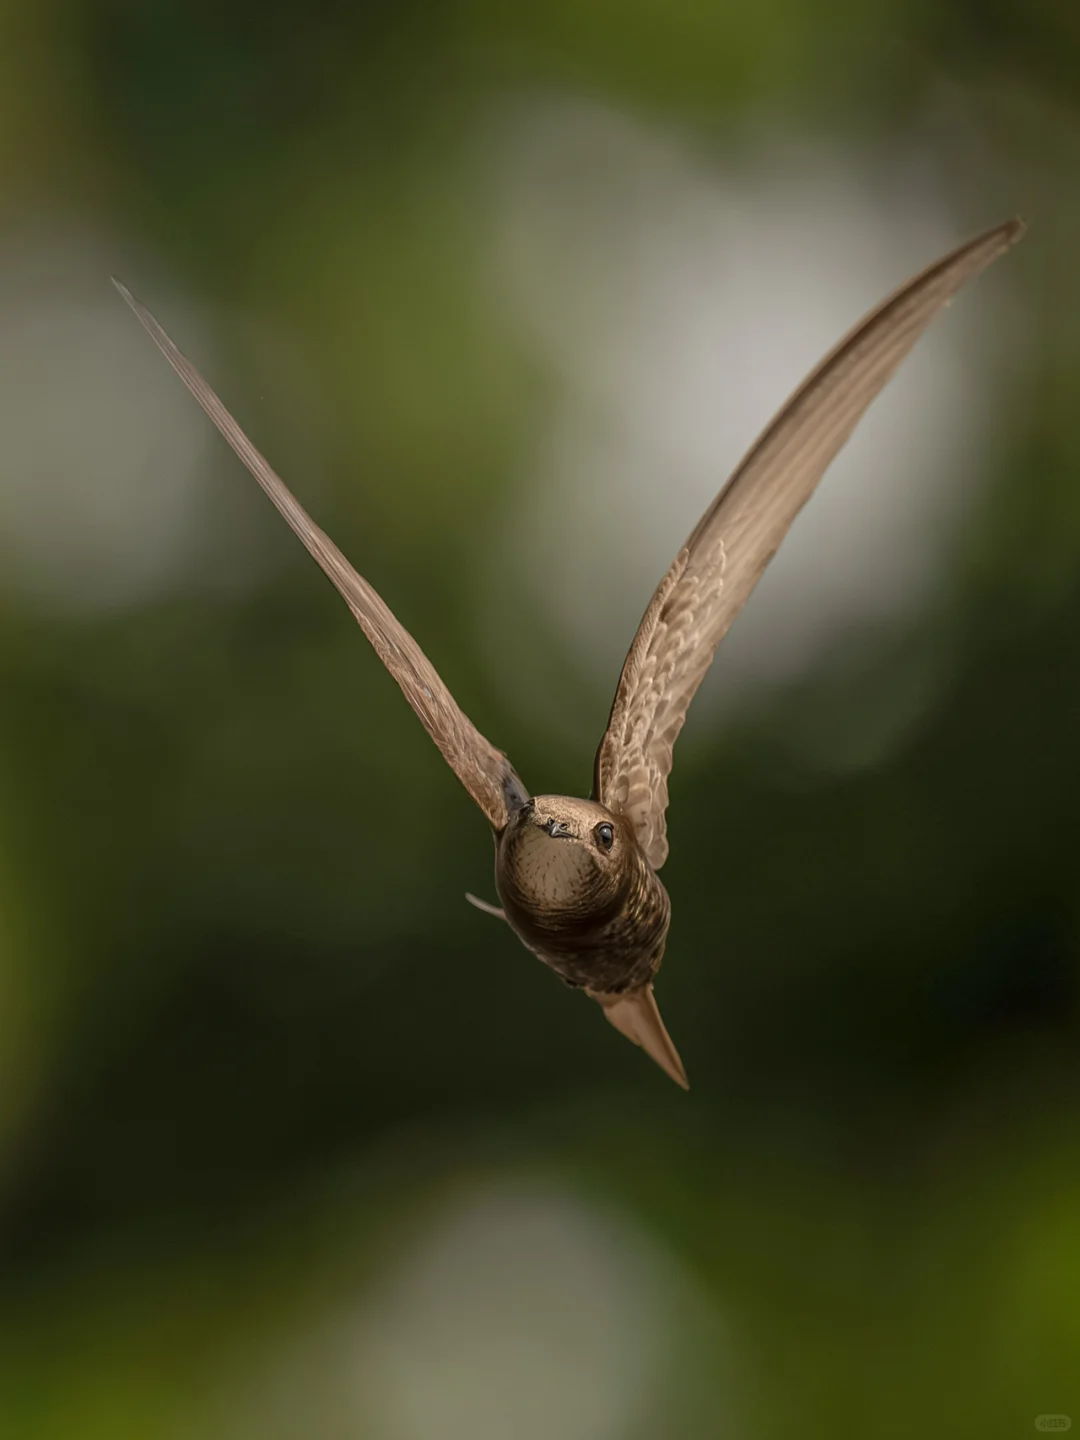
left=115, top=218, right=1023, bottom=1090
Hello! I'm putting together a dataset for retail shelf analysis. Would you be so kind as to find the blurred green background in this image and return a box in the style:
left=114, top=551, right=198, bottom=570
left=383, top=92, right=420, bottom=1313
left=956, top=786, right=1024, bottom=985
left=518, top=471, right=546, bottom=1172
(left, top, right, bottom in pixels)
left=0, top=1, right=1078, bottom=1437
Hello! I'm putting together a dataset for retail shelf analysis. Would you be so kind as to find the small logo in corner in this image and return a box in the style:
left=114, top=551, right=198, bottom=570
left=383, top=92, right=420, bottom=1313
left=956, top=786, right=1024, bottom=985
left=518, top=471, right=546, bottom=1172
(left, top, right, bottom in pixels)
left=1035, top=1418, right=1071, bottom=1433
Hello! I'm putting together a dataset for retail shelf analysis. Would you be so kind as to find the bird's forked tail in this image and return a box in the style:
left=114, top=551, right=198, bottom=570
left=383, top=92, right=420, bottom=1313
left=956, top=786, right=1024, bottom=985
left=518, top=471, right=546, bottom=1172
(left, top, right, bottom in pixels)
left=587, top=984, right=689, bottom=1090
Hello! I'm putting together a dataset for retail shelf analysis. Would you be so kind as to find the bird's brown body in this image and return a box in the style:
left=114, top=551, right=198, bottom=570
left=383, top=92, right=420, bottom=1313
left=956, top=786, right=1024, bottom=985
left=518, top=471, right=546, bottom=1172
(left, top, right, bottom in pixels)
left=114, top=217, right=1024, bottom=1089
left=496, top=797, right=670, bottom=994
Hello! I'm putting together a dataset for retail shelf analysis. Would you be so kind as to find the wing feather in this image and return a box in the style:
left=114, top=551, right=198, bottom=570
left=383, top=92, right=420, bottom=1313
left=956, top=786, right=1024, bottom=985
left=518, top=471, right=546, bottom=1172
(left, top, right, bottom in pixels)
left=116, top=280, right=525, bottom=832
left=594, top=219, right=1025, bottom=868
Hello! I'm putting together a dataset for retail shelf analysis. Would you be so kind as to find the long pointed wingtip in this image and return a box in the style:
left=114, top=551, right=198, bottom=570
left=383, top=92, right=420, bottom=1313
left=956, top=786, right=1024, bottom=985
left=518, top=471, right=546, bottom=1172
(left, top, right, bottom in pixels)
left=112, top=277, right=156, bottom=332
left=995, top=216, right=1027, bottom=251
left=589, top=984, right=689, bottom=1090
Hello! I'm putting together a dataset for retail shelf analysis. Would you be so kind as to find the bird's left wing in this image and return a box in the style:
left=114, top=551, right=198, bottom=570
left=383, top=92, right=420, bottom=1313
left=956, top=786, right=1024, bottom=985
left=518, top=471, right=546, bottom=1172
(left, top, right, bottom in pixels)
left=116, top=281, right=526, bottom=832
left=593, top=219, right=1025, bottom=869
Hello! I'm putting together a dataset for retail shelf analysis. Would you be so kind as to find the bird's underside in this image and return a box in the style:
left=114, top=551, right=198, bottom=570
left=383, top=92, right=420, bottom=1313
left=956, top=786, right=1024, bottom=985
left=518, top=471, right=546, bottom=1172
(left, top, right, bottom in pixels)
left=469, top=822, right=688, bottom=1092
left=115, top=217, right=1024, bottom=1089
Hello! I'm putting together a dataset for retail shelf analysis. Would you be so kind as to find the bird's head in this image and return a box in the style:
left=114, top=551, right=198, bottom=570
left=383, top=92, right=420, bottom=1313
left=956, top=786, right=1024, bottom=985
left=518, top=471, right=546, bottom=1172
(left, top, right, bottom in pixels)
left=499, top=794, right=633, bottom=912
left=520, top=795, right=625, bottom=856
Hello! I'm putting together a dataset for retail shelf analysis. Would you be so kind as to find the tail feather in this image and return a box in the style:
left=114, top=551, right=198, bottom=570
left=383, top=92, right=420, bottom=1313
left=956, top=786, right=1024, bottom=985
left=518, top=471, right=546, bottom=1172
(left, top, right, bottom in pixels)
left=587, top=984, right=689, bottom=1090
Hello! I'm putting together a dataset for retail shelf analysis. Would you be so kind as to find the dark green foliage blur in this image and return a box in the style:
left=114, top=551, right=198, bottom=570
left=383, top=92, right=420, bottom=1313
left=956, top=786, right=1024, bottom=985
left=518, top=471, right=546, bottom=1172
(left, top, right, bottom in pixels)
left=0, top=1, right=1078, bottom=1437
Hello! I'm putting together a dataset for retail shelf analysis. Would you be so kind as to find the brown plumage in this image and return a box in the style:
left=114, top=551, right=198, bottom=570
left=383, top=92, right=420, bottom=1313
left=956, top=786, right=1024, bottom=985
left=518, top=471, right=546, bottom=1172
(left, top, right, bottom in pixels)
left=115, top=217, right=1023, bottom=1090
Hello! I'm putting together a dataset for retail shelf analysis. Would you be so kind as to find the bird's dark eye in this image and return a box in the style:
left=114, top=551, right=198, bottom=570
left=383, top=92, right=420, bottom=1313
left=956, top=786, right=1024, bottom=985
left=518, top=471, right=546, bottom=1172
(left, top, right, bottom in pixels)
left=595, top=823, right=614, bottom=851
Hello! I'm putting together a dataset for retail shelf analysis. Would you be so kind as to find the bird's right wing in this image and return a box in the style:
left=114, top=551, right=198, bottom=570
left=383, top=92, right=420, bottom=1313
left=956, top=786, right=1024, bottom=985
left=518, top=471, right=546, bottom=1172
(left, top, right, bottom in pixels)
left=116, top=281, right=527, bottom=833
left=593, top=220, right=1025, bottom=869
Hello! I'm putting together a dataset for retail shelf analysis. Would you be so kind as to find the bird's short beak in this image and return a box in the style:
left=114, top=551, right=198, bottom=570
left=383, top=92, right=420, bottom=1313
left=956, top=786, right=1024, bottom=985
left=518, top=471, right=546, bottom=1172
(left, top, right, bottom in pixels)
left=587, top=984, right=689, bottom=1089
left=541, top=817, right=573, bottom=838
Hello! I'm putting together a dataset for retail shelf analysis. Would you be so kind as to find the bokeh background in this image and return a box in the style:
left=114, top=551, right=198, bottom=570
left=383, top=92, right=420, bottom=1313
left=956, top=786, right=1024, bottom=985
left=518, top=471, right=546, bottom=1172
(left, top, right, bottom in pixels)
left=0, top=2, right=1078, bottom=1437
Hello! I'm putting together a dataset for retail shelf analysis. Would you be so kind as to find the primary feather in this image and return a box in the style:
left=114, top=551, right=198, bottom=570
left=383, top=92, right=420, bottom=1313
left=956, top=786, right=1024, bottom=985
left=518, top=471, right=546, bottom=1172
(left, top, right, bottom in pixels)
left=593, top=219, right=1025, bottom=869
left=113, top=279, right=525, bottom=833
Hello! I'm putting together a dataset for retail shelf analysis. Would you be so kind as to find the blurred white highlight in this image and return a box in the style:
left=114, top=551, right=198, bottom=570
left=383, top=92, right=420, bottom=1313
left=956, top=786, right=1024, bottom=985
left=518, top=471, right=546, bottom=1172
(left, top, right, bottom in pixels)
left=0, top=221, right=213, bottom=615
left=488, top=101, right=1014, bottom=730
left=211, top=1173, right=730, bottom=1439
left=353, top=1176, right=689, bottom=1440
